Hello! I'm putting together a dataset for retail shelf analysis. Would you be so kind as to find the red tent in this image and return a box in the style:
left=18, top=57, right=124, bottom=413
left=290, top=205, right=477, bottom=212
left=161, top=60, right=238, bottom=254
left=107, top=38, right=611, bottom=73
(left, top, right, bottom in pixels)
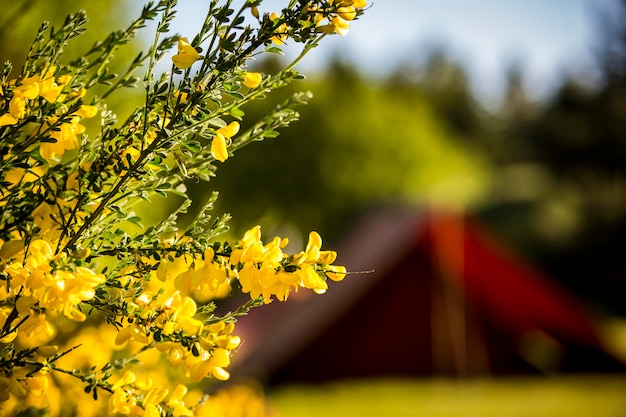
left=230, top=207, right=624, bottom=384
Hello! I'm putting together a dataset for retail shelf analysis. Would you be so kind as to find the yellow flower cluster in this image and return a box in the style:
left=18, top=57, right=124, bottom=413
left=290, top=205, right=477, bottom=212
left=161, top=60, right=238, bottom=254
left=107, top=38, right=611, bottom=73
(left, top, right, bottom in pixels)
left=0, top=369, right=50, bottom=403
left=265, top=0, right=367, bottom=41
left=1, top=239, right=105, bottom=333
left=0, top=1, right=365, bottom=413
left=108, top=372, right=268, bottom=417
left=0, top=236, right=105, bottom=404
left=99, top=225, right=345, bottom=395
left=232, top=226, right=347, bottom=302
left=1, top=324, right=125, bottom=417
left=194, top=384, right=267, bottom=417
left=108, top=371, right=197, bottom=417
left=115, top=291, right=241, bottom=383
left=319, top=0, right=368, bottom=36
left=269, top=12, right=289, bottom=45
left=41, top=105, right=98, bottom=161
left=145, top=226, right=346, bottom=305
left=0, top=165, right=48, bottom=211
left=0, top=340, right=62, bottom=410
left=0, top=67, right=98, bottom=162
left=0, top=69, right=66, bottom=126
left=0, top=314, right=270, bottom=417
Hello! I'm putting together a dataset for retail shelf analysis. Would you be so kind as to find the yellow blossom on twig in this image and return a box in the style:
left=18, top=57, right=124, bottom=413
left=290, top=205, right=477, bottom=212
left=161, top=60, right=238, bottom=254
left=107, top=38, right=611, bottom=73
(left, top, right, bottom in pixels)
left=172, top=37, right=203, bottom=69
left=243, top=71, right=262, bottom=88
left=211, top=121, right=240, bottom=162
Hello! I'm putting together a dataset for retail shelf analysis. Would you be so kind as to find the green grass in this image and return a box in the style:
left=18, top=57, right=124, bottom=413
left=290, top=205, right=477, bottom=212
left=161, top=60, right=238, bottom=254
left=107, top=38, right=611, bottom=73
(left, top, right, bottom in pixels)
left=268, top=376, right=626, bottom=417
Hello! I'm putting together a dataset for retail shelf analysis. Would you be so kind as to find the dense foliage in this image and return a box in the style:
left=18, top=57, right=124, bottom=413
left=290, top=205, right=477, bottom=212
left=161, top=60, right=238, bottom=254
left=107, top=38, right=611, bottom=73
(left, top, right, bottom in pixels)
left=0, top=1, right=366, bottom=415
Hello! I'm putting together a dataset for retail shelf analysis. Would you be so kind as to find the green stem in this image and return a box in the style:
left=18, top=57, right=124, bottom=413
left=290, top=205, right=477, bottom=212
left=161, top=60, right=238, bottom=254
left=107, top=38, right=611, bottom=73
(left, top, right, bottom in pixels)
left=285, top=34, right=326, bottom=71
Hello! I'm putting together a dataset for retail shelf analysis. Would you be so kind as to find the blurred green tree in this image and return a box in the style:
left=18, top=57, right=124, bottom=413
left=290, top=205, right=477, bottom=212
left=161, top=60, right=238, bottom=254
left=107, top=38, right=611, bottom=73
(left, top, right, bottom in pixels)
left=0, top=0, right=132, bottom=66
left=478, top=0, right=626, bottom=315
left=0, top=0, right=142, bottom=114
left=196, top=59, right=489, bottom=245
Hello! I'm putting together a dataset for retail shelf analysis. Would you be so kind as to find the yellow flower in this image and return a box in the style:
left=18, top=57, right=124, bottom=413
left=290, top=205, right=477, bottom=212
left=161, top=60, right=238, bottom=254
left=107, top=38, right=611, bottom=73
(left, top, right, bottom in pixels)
left=172, top=38, right=203, bottom=69
left=143, top=386, right=169, bottom=408
left=0, top=239, right=24, bottom=260
left=156, top=318, right=242, bottom=382
left=304, top=231, right=322, bottom=262
left=270, top=13, right=289, bottom=45
left=13, top=78, right=40, bottom=99
left=239, top=225, right=261, bottom=248
left=74, top=105, right=98, bottom=118
left=115, top=323, right=149, bottom=345
left=9, top=96, right=26, bottom=119
left=38, top=76, right=63, bottom=103
left=318, top=0, right=367, bottom=36
left=0, top=71, right=75, bottom=125
left=190, top=247, right=232, bottom=301
left=0, top=113, right=17, bottom=126
left=167, top=385, right=194, bottom=417
left=112, top=370, right=136, bottom=391
left=337, top=6, right=358, bottom=21
left=108, top=388, right=135, bottom=415
left=4, top=237, right=105, bottom=330
left=24, top=375, right=49, bottom=398
left=20, top=70, right=64, bottom=103
left=229, top=226, right=348, bottom=302
left=188, top=348, right=232, bottom=381
left=36, top=345, right=59, bottom=357
left=320, top=15, right=351, bottom=36
left=194, top=384, right=267, bottom=417
left=31, top=203, right=60, bottom=236
left=211, top=121, right=240, bottom=162
left=170, top=295, right=204, bottom=335
left=306, top=4, right=325, bottom=26
left=242, top=72, right=262, bottom=89
left=325, top=264, right=347, bottom=282
left=332, top=0, right=368, bottom=8
left=298, top=263, right=328, bottom=294
left=19, top=313, right=55, bottom=338
left=0, top=377, right=10, bottom=401
left=216, top=121, right=240, bottom=138
left=211, top=133, right=229, bottom=162
left=38, top=109, right=95, bottom=161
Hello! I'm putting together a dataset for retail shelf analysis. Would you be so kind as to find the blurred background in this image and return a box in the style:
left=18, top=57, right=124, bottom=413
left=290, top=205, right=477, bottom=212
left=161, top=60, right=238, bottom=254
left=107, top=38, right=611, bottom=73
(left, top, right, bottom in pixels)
left=3, top=0, right=626, bottom=415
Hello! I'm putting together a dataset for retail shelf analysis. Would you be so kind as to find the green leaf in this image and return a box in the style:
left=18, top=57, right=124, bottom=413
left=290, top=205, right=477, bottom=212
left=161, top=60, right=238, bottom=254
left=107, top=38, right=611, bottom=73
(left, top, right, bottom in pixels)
left=182, top=140, right=203, bottom=153
left=230, top=107, right=245, bottom=119
left=265, top=46, right=284, bottom=55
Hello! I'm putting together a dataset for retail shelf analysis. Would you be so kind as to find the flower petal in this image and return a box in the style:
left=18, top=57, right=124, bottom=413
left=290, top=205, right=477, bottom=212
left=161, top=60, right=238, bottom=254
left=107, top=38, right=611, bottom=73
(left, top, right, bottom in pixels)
left=243, top=72, right=262, bottom=88
left=211, top=133, right=229, bottom=162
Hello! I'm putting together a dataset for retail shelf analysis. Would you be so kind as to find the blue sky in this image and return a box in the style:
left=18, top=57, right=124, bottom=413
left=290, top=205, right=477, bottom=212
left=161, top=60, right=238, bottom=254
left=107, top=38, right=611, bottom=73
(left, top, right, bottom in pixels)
left=294, top=0, right=602, bottom=101
left=157, top=0, right=605, bottom=102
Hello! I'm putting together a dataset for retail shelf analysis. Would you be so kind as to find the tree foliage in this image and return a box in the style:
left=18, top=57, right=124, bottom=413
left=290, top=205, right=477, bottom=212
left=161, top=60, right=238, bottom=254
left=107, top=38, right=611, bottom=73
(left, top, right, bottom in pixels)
left=207, top=2, right=626, bottom=316
left=206, top=58, right=489, bottom=243
left=0, top=1, right=366, bottom=415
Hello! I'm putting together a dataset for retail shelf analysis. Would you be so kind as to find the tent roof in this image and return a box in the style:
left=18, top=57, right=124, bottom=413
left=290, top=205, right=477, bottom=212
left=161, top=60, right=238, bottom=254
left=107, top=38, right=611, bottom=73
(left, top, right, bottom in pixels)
left=230, top=206, right=623, bottom=382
